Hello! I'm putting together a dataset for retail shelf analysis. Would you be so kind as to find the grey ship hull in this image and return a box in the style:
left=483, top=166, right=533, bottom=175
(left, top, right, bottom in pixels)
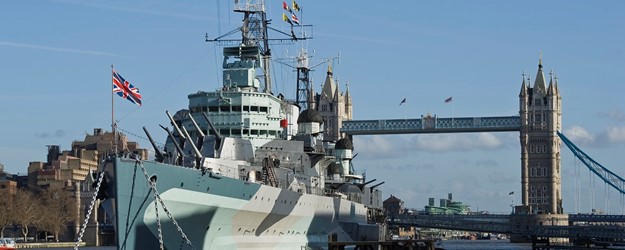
left=105, top=157, right=369, bottom=249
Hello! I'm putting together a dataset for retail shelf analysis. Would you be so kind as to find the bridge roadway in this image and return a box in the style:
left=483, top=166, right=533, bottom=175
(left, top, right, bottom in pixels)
left=341, top=116, right=521, bottom=135
left=388, top=214, right=625, bottom=240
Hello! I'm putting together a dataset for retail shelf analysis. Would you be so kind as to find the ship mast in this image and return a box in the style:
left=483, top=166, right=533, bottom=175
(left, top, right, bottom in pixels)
left=208, top=0, right=312, bottom=95
left=234, top=0, right=272, bottom=93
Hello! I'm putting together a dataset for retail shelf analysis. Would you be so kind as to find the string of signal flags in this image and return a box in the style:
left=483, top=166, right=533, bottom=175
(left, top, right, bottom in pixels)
left=282, top=1, right=301, bottom=25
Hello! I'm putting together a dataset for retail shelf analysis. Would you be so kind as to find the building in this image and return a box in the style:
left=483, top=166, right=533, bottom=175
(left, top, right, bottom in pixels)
left=383, top=195, right=404, bottom=217
left=25, top=128, right=148, bottom=245
left=314, top=65, right=353, bottom=142
left=424, top=193, right=471, bottom=215
left=0, top=164, right=18, bottom=195
left=519, top=57, right=563, bottom=214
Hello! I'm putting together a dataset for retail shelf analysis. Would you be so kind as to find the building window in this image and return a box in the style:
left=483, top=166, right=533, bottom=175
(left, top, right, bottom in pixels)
left=322, top=104, right=327, bottom=112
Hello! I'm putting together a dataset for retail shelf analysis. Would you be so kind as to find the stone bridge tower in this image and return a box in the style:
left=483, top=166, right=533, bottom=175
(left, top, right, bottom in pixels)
left=519, top=57, right=563, bottom=214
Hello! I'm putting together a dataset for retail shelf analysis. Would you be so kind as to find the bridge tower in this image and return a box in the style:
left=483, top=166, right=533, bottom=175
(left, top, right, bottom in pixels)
left=519, top=57, right=563, bottom=214
left=315, top=65, right=352, bottom=142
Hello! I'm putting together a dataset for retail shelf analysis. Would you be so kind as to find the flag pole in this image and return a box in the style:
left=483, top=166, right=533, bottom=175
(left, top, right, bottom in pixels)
left=111, top=65, right=117, bottom=156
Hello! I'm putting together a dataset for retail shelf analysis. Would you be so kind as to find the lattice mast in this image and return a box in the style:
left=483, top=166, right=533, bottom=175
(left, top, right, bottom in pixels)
left=234, top=0, right=272, bottom=93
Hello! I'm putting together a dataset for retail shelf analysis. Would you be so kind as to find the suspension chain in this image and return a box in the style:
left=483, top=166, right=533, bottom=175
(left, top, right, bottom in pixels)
left=74, top=162, right=107, bottom=250
left=137, top=159, right=195, bottom=249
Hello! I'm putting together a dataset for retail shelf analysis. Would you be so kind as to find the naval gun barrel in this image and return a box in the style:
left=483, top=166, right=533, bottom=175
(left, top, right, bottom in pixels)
left=201, top=112, right=222, bottom=141
left=363, top=179, right=377, bottom=186
left=370, top=182, right=385, bottom=190
left=142, top=126, right=165, bottom=162
left=166, top=110, right=186, bottom=141
left=159, top=124, right=184, bottom=164
left=181, top=126, right=203, bottom=167
left=188, top=113, right=206, bottom=137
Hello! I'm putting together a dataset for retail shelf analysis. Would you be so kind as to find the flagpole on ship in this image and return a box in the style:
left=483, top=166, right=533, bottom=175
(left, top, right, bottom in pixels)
left=111, top=64, right=117, bottom=156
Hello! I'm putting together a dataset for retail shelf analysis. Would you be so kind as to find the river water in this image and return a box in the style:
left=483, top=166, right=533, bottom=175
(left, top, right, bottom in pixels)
left=28, top=240, right=534, bottom=250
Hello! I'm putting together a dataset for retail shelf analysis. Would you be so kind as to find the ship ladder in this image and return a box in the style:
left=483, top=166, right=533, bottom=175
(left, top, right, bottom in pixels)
left=262, top=157, right=279, bottom=187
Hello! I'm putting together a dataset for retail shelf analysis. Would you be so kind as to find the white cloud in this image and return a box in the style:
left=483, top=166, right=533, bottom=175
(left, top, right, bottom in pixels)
left=410, top=133, right=502, bottom=152
left=563, top=125, right=595, bottom=145
left=597, top=107, right=625, bottom=122
left=606, top=126, right=625, bottom=143
left=354, top=133, right=505, bottom=159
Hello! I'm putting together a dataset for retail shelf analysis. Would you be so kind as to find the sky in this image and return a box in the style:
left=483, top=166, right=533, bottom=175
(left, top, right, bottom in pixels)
left=1, top=0, right=625, bottom=214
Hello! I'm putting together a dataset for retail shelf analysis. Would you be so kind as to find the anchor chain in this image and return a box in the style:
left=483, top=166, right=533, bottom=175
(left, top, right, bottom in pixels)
left=137, top=159, right=195, bottom=249
left=74, top=162, right=107, bottom=250
left=152, top=181, right=164, bottom=250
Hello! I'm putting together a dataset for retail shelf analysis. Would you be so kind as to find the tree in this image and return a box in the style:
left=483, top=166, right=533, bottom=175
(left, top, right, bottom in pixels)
left=12, top=189, right=44, bottom=242
left=38, top=186, right=77, bottom=242
left=0, top=192, right=15, bottom=238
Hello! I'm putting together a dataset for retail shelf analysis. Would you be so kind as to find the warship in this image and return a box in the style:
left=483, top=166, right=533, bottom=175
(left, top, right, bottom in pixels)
left=96, top=1, right=385, bottom=249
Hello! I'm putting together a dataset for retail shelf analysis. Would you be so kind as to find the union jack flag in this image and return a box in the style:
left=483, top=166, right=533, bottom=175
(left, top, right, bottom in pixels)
left=112, top=69, right=142, bottom=106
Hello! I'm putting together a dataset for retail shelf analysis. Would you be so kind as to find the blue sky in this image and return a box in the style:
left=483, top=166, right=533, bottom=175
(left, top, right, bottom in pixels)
left=1, top=0, right=625, bottom=214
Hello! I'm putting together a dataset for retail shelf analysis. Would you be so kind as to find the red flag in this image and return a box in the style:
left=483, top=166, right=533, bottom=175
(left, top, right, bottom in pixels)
left=291, top=13, right=300, bottom=25
left=283, top=1, right=290, bottom=11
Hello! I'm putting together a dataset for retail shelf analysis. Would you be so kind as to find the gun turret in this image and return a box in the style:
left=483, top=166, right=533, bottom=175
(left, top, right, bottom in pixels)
left=142, top=126, right=165, bottom=162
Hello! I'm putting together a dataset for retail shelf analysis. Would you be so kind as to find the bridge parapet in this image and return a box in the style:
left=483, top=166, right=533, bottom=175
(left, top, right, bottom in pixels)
left=342, top=115, right=521, bottom=135
left=389, top=213, right=625, bottom=243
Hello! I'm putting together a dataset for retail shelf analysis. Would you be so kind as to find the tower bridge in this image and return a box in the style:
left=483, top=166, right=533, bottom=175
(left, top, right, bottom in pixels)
left=343, top=58, right=563, bottom=215
left=339, top=59, right=625, bottom=243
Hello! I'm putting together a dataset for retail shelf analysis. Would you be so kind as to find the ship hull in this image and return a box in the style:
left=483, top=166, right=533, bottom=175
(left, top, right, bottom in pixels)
left=105, top=157, right=369, bottom=249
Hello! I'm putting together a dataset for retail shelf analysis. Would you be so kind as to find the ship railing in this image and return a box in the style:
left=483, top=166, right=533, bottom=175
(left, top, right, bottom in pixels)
left=234, top=1, right=264, bottom=12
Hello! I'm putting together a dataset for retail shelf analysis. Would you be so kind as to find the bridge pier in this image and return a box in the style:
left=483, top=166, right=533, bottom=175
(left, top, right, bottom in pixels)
left=510, top=213, right=569, bottom=244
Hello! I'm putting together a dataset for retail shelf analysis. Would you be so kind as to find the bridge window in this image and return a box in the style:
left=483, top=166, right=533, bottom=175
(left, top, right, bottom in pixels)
left=209, top=106, right=218, bottom=112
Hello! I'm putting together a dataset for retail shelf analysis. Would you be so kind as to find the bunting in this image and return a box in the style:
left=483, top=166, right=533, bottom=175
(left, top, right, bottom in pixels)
left=292, top=0, right=300, bottom=12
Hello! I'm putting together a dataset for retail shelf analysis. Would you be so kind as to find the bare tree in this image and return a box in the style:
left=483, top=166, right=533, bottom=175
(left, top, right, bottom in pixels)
left=38, top=186, right=76, bottom=242
left=12, top=189, right=43, bottom=242
left=0, top=192, right=15, bottom=238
